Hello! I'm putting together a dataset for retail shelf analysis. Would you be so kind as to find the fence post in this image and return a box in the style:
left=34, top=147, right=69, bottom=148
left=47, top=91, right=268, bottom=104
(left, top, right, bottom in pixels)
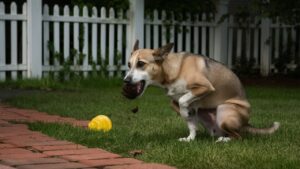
left=260, top=18, right=271, bottom=76
left=0, top=2, right=5, bottom=80
left=213, top=0, right=228, bottom=64
left=27, top=0, right=42, bottom=78
left=128, top=0, right=144, bottom=49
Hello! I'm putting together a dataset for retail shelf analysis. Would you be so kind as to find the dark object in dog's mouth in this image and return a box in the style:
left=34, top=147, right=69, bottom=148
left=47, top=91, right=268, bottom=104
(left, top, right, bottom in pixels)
left=122, top=80, right=145, bottom=99
left=131, top=106, right=139, bottom=113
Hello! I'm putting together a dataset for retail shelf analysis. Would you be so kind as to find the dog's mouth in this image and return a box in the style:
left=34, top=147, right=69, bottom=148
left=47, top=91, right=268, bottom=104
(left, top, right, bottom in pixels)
left=122, top=80, right=146, bottom=99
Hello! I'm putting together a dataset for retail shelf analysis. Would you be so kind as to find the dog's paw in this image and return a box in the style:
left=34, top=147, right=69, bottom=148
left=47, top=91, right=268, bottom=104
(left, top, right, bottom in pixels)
left=178, top=137, right=192, bottom=142
left=178, top=136, right=194, bottom=142
left=215, top=136, right=231, bottom=143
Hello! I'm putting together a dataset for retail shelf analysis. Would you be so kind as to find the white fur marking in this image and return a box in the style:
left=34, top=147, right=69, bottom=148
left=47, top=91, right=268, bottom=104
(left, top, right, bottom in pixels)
left=132, top=69, right=149, bottom=83
left=216, top=137, right=231, bottom=143
left=178, top=92, right=196, bottom=119
left=166, top=80, right=188, bottom=100
left=273, top=122, right=280, bottom=131
left=178, top=92, right=195, bottom=107
left=178, top=137, right=193, bottom=142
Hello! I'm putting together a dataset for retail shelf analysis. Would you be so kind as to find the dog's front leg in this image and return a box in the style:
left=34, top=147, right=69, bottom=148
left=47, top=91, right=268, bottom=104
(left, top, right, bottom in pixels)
left=178, top=92, right=195, bottom=118
left=178, top=117, right=199, bottom=142
left=178, top=92, right=199, bottom=142
left=178, top=83, right=214, bottom=142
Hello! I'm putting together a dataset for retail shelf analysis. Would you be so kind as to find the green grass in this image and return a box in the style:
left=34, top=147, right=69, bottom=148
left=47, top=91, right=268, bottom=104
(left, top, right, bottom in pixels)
left=2, top=78, right=300, bottom=169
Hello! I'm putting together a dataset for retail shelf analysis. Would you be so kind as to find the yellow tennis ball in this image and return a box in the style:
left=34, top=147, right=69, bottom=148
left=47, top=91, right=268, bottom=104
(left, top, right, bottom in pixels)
left=88, top=115, right=112, bottom=132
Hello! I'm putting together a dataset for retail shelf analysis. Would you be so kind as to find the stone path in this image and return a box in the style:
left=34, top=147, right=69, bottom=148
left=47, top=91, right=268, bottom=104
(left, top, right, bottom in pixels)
left=0, top=104, right=175, bottom=169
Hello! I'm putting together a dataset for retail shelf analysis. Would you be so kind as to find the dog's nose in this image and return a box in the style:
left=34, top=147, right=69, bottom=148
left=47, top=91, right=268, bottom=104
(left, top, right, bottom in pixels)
left=123, top=76, right=132, bottom=84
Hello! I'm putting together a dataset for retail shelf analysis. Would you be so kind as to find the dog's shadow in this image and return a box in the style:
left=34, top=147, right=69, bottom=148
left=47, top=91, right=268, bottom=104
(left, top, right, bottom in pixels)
left=139, top=127, right=214, bottom=143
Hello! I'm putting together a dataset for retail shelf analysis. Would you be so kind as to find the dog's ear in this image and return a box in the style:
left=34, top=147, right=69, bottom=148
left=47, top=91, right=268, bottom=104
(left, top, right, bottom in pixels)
left=133, top=40, right=139, bottom=52
left=153, top=43, right=174, bottom=62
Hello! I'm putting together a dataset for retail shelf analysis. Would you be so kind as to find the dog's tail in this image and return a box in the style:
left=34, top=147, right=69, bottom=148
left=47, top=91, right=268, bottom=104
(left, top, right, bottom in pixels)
left=242, top=122, right=280, bottom=135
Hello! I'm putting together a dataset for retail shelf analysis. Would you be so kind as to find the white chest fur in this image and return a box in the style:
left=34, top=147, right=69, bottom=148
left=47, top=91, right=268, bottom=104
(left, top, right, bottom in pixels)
left=166, top=79, right=189, bottom=101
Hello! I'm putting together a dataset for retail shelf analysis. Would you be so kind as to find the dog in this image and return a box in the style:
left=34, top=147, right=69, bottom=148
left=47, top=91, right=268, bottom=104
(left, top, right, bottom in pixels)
left=122, top=40, right=280, bottom=142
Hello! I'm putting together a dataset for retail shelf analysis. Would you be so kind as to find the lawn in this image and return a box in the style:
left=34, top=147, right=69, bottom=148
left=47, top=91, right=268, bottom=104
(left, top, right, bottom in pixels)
left=1, top=78, right=300, bottom=169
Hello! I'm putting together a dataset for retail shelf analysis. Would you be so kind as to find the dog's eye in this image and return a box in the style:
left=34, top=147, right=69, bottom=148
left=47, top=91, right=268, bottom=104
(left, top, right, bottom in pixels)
left=136, top=61, right=146, bottom=68
left=128, top=62, right=131, bottom=68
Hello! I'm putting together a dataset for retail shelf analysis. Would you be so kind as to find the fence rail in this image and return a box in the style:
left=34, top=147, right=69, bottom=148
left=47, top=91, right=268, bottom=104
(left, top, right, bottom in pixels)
left=0, top=0, right=299, bottom=80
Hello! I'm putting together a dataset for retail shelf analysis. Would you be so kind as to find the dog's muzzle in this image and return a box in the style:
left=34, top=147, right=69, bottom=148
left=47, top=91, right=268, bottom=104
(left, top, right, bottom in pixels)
left=122, top=80, right=145, bottom=99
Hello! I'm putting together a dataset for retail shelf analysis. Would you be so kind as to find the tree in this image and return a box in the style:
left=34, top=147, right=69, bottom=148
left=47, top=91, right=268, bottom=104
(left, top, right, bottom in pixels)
left=233, top=0, right=300, bottom=25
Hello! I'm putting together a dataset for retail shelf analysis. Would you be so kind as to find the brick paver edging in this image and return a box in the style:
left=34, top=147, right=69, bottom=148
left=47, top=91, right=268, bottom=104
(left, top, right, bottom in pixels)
left=0, top=104, right=176, bottom=169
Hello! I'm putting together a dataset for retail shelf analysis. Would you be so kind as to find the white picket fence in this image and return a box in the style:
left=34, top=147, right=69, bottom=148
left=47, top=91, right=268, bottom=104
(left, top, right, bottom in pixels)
left=269, top=19, right=298, bottom=71
left=0, top=0, right=299, bottom=80
left=42, top=4, right=129, bottom=77
left=144, top=11, right=216, bottom=57
left=145, top=10, right=300, bottom=74
left=0, top=2, right=27, bottom=80
left=228, top=16, right=299, bottom=72
left=0, top=1, right=131, bottom=80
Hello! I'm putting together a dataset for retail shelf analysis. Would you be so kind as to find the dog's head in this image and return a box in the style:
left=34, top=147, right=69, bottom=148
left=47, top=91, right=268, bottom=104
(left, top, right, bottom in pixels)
left=122, top=40, right=174, bottom=99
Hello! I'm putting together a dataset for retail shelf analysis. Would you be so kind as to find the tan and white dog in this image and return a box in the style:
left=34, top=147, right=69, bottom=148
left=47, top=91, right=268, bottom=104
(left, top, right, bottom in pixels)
left=122, top=40, right=280, bottom=142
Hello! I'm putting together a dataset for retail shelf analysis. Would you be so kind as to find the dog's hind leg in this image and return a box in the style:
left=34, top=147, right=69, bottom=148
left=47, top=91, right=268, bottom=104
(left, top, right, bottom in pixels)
left=215, top=103, right=248, bottom=142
